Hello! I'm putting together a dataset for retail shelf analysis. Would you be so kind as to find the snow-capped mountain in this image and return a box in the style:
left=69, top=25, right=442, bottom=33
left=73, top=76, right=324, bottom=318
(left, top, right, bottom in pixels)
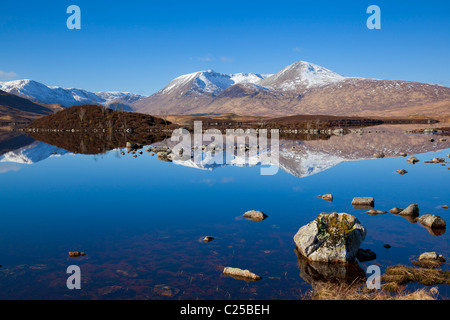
left=133, top=70, right=270, bottom=115
left=133, top=60, right=450, bottom=117
left=160, top=70, right=268, bottom=96
left=0, top=79, right=145, bottom=109
left=259, top=61, right=347, bottom=92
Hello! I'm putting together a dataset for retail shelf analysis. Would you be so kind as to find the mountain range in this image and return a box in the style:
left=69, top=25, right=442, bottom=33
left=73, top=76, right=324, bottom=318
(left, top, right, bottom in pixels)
left=0, top=79, right=143, bottom=111
left=134, top=61, right=450, bottom=118
left=1, top=60, right=450, bottom=119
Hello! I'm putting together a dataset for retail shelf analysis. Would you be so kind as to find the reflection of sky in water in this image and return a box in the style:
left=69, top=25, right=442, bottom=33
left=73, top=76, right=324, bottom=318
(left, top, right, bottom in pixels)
left=0, top=141, right=449, bottom=299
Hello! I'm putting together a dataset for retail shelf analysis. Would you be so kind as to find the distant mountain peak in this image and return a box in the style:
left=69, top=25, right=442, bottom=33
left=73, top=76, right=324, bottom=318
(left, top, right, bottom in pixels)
left=160, top=70, right=268, bottom=97
left=259, top=60, right=346, bottom=92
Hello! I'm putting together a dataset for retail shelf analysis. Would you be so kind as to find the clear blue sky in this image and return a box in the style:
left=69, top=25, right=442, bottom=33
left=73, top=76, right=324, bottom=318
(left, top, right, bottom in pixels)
left=0, top=0, right=449, bottom=95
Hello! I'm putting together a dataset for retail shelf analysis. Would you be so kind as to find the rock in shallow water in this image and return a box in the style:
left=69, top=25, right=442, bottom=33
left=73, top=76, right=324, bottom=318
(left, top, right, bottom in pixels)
left=242, top=210, right=268, bottom=221
left=389, top=207, right=404, bottom=214
left=68, top=252, right=86, bottom=258
left=202, top=236, right=214, bottom=243
left=419, top=214, right=446, bottom=229
left=318, top=194, right=333, bottom=202
left=407, top=156, right=419, bottom=164
left=293, top=212, right=367, bottom=263
left=413, top=252, right=446, bottom=269
left=418, top=252, right=446, bottom=262
left=399, top=204, right=419, bottom=217
left=352, top=197, right=375, bottom=209
left=365, top=210, right=387, bottom=216
left=223, top=267, right=261, bottom=281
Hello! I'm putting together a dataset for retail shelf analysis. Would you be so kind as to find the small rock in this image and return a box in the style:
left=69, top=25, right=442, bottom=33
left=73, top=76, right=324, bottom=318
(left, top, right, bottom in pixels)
left=442, top=205, right=449, bottom=209
left=318, top=194, right=333, bottom=202
left=431, top=158, right=445, bottom=164
left=352, top=197, right=375, bottom=209
left=399, top=204, right=419, bottom=217
left=418, top=252, right=446, bottom=262
left=413, top=252, right=446, bottom=269
left=407, top=157, right=419, bottom=164
left=223, top=267, right=261, bottom=281
left=373, top=153, right=385, bottom=159
left=120, top=151, right=125, bottom=156
left=356, top=248, right=377, bottom=262
left=418, top=214, right=446, bottom=229
left=202, top=236, right=214, bottom=243
left=389, top=207, right=404, bottom=214
left=243, top=210, right=268, bottom=221
left=69, top=252, right=86, bottom=258
left=396, top=169, right=408, bottom=175
left=383, top=244, right=391, bottom=249
left=398, top=153, right=407, bottom=157
left=366, top=210, right=387, bottom=216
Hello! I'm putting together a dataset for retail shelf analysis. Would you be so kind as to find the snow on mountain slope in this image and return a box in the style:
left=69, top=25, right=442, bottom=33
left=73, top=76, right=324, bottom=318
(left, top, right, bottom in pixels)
left=161, top=70, right=269, bottom=96
left=0, top=79, right=145, bottom=108
left=259, top=61, right=346, bottom=92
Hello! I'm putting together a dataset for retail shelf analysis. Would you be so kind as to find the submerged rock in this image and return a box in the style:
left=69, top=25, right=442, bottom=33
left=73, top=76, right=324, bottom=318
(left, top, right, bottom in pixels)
left=383, top=244, right=392, bottom=249
left=356, top=248, right=377, bottom=262
left=318, top=194, right=333, bottom=202
left=223, top=267, right=261, bottom=281
left=418, top=214, right=446, bottom=229
left=396, top=169, right=408, bottom=175
left=293, top=212, right=367, bottom=263
left=399, top=204, right=419, bottom=217
left=243, top=210, right=268, bottom=221
left=153, top=284, right=180, bottom=297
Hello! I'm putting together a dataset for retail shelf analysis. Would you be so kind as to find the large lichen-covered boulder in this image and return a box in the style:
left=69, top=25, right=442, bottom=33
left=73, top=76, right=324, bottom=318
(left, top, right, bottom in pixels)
left=294, top=212, right=367, bottom=263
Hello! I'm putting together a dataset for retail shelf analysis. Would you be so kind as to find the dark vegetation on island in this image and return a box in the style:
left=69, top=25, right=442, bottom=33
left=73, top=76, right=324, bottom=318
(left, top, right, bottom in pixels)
left=20, top=104, right=445, bottom=154
left=25, top=105, right=175, bottom=154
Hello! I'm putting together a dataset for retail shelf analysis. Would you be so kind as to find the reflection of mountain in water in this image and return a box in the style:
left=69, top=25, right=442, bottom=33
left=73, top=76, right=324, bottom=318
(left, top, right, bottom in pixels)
left=159, top=126, right=450, bottom=178
left=1, top=126, right=449, bottom=178
left=0, top=141, right=69, bottom=164
left=169, top=148, right=347, bottom=178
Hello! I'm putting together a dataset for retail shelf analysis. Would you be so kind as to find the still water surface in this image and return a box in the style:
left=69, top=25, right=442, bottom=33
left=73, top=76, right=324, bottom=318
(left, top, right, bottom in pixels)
left=0, top=126, right=448, bottom=299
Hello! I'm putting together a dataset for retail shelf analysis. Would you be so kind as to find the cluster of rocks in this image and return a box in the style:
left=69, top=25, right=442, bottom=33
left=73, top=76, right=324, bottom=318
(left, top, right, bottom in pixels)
left=389, top=204, right=446, bottom=231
